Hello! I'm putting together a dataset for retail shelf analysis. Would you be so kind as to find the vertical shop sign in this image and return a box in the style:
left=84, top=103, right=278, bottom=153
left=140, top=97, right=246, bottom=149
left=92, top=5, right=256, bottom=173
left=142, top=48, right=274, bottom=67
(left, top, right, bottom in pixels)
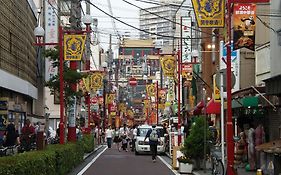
left=233, top=4, right=256, bottom=51
left=181, top=17, right=192, bottom=63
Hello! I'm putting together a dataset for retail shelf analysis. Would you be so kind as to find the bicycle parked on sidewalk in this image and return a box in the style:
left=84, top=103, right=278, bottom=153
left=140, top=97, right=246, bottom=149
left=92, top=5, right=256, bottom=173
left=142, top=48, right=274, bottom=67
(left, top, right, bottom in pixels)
left=209, top=142, right=225, bottom=175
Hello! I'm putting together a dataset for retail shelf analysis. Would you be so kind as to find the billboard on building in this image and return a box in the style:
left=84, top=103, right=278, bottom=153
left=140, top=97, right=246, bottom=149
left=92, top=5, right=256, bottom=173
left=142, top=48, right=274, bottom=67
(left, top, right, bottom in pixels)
left=181, top=16, right=192, bottom=63
left=191, top=0, right=225, bottom=28
left=219, top=41, right=240, bottom=92
left=233, top=3, right=256, bottom=51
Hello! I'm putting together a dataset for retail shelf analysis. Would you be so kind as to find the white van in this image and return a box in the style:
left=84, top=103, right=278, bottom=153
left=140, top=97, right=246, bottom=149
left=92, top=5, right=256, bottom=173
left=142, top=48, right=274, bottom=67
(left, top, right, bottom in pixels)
left=135, top=124, right=166, bottom=155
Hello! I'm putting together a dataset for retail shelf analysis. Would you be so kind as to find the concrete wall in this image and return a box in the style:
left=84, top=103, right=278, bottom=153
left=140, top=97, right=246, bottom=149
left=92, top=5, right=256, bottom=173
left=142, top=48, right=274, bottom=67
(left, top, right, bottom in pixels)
left=270, top=1, right=281, bottom=77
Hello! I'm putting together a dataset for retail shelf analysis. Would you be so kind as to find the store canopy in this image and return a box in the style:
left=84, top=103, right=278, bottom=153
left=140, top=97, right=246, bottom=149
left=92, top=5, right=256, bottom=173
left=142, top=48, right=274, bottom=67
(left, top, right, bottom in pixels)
left=206, top=99, right=221, bottom=114
left=192, top=100, right=204, bottom=115
left=242, top=96, right=259, bottom=107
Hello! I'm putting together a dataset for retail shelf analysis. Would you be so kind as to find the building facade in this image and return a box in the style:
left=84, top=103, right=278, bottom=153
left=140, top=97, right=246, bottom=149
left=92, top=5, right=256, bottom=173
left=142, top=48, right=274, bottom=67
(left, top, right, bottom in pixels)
left=0, top=0, right=41, bottom=134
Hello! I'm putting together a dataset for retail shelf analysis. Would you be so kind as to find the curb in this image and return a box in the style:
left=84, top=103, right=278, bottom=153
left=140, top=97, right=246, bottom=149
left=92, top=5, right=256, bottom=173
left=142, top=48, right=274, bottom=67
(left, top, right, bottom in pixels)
left=83, top=144, right=105, bottom=160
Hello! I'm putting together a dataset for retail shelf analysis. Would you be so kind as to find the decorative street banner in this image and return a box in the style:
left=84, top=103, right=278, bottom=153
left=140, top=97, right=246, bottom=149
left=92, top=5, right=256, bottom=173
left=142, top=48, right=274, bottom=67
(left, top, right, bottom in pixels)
left=191, top=0, right=225, bottom=28
left=82, top=77, right=91, bottom=92
left=90, top=72, right=104, bottom=93
left=143, top=99, right=151, bottom=109
left=106, top=93, right=115, bottom=105
left=182, top=64, right=193, bottom=80
left=181, top=17, right=192, bottom=63
left=158, top=89, right=167, bottom=110
left=233, top=3, right=256, bottom=51
left=64, top=34, right=86, bottom=61
left=146, top=83, right=156, bottom=97
left=213, top=75, right=221, bottom=102
left=160, top=55, right=177, bottom=77
left=119, top=103, right=127, bottom=113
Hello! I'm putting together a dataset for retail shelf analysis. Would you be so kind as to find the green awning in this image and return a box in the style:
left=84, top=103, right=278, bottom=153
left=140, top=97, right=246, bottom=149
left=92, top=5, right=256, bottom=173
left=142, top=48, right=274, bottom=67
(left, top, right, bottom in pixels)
left=242, top=96, right=258, bottom=107
left=232, top=99, right=243, bottom=108
left=232, top=96, right=259, bottom=108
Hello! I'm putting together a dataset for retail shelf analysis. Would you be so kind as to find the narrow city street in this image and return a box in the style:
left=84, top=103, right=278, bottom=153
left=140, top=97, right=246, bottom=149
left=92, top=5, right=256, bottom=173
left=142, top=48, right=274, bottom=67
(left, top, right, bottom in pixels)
left=69, top=145, right=178, bottom=175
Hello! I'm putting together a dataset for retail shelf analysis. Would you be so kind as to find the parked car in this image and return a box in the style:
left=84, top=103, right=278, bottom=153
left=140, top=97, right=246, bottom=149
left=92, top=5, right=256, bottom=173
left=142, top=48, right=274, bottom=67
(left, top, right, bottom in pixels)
left=135, top=124, right=166, bottom=155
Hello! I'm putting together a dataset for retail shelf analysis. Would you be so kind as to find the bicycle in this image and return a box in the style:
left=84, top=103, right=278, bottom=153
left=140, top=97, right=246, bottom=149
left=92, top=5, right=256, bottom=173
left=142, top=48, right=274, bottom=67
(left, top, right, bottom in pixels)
left=210, top=144, right=225, bottom=175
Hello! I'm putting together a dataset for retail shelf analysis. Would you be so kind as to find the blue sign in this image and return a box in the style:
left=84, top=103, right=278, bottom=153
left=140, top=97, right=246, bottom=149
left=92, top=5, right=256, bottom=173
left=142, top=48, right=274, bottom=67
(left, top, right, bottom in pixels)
left=222, top=42, right=237, bottom=57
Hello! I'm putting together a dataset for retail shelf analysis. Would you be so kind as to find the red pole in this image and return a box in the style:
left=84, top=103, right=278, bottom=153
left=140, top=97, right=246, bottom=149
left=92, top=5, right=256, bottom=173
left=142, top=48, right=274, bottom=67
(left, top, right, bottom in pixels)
left=177, top=17, right=182, bottom=145
left=156, top=81, right=159, bottom=125
left=87, top=94, right=91, bottom=130
left=59, top=25, right=65, bottom=144
left=227, top=1, right=234, bottom=174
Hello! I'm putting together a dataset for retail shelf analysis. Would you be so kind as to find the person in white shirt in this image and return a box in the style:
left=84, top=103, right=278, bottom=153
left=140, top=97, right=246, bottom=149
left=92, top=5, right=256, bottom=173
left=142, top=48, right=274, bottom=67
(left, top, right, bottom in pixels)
left=119, top=123, right=130, bottom=151
left=131, top=124, right=138, bottom=152
left=105, top=125, right=114, bottom=148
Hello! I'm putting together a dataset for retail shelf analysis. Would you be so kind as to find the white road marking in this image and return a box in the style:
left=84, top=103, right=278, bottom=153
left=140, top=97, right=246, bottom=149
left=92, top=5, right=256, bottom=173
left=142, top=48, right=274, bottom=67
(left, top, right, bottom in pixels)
left=77, top=147, right=108, bottom=175
left=157, top=155, right=181, bottom=175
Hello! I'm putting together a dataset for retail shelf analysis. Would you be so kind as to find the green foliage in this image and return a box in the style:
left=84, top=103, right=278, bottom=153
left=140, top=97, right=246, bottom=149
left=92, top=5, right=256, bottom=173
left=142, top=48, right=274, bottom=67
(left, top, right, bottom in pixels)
left=44, top=47, right=85, bottom=108
left=78, top=134, right=95, bottom=153
left=0, top=142, right=85, bottom=175
left=181, top=116, right=211, bottom=159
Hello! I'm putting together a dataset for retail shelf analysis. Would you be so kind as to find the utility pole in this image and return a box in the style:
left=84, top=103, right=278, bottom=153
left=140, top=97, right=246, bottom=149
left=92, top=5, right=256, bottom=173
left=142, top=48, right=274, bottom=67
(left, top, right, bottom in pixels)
left=68, top=0, right=81, bottom=142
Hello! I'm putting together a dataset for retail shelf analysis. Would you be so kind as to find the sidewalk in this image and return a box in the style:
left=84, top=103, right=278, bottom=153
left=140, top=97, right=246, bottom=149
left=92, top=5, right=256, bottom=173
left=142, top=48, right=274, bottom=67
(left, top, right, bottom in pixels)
left=193, top=167, right=256, bottom=175
left=164, top=152, right=256, bottom=175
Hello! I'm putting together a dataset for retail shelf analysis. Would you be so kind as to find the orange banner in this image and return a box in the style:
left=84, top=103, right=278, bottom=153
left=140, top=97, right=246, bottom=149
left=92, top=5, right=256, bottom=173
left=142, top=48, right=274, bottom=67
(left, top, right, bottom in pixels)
left=233, top=3, right=256, bottom=51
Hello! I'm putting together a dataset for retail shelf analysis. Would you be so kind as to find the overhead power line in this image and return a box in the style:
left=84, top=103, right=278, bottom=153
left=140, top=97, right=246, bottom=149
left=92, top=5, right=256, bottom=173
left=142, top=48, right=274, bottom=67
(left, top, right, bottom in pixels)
left=84, top=0, right=210, bottom=40
left=123, top=0, right=214, bottom=37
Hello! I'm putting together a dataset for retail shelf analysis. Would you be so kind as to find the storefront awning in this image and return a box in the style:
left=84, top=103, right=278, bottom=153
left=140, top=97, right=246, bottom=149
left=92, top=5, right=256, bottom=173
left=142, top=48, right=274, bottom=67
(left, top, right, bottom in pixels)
left=192, top=100, right=204, bottom=115
left=242, top=96, right=259, bottom=107
left=231, top=96, right=259, bottom=109
left=206, top=99, right=220, bottom=114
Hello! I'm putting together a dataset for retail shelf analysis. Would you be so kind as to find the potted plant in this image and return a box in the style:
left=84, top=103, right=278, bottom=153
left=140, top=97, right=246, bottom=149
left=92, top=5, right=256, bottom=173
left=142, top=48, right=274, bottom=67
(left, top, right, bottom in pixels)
left=177, top=155, right=193, bottom=173
left=180, top=116, right=210, bottom=170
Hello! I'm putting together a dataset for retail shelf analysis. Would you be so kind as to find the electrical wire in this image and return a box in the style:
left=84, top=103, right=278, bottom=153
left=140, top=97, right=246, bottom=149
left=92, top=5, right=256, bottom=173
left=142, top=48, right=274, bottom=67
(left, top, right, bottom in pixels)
left=85, top=0, right=210, bottom=40
left=133, top=0, right=193, bottom=9
left=256, top=15, right=276, bottom=33
left=123, top=0, right=214, bottom=37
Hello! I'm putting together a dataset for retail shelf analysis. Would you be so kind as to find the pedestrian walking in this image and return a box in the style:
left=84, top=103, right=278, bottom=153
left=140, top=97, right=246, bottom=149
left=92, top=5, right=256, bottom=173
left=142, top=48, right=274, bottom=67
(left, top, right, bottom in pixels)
left=113, top=127, right=121, bottom=151
left=105, top=126, right=113, bottom=148
left=131, top=124, right=138, bottom=152
left=119, top=123, right=130, bottom=152
left=144, top=125, right=160, bottom=163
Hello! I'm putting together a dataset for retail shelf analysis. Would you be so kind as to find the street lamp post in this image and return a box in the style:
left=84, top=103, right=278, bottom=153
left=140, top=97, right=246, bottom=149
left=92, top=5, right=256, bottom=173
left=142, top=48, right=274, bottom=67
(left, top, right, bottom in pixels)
left=34, top=25, right=65, bottom=144
left=34, top=14, right=95, bottom=144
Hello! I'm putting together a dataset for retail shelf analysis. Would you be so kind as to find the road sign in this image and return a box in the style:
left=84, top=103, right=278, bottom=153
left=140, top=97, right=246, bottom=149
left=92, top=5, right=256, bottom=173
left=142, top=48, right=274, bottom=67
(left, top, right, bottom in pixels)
left=215, top=69, right=236, bottom=92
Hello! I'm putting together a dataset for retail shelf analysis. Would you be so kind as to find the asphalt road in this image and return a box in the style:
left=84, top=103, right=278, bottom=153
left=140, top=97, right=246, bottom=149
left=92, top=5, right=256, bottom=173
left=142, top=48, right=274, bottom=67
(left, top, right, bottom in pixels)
left=69, top=145, right=179, bottom=175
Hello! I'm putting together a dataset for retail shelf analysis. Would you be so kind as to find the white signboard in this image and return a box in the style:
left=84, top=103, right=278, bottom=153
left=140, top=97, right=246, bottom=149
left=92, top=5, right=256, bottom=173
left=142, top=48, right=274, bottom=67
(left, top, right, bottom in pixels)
left=45, top=0, right=58, bottom=81
left=219, top=41, right=240, bottom=92
left=181, top=17, right=192, bottom=63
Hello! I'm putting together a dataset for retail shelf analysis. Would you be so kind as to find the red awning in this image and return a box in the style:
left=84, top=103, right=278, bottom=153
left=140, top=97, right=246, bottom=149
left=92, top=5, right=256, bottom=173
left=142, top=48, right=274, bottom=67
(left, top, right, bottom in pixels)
left=206, top=99, right=221, bottom=114
left=192, top=100, right=205, bottom=115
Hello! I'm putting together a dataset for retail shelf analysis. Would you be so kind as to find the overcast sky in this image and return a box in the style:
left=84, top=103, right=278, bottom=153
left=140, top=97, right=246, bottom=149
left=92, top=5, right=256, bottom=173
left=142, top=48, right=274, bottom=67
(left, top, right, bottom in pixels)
left=85, top=0, right=153, bottom=50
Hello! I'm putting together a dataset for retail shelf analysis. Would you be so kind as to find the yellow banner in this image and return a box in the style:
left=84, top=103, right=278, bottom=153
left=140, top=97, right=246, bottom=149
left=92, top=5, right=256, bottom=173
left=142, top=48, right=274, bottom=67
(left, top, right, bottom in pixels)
left=119, top=103, right=127, bottom=113
left=143, top=99, right=150, bottom=109
left=64, top=34, right=86, bottom=61
left=127, top=109, right=134, bottom=118
left=160, top=55, right=176, bottom=77
left=191, top=0, right=225, bottom=28
left=146, top=84, right=156, bottom=97
left=90, top=72, right=104, bottom=93
left=213, top=75, right=221, bottom=102
left=106, top=93, right=115, bottom=104
left=82, top=77, right=91, bottom=92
